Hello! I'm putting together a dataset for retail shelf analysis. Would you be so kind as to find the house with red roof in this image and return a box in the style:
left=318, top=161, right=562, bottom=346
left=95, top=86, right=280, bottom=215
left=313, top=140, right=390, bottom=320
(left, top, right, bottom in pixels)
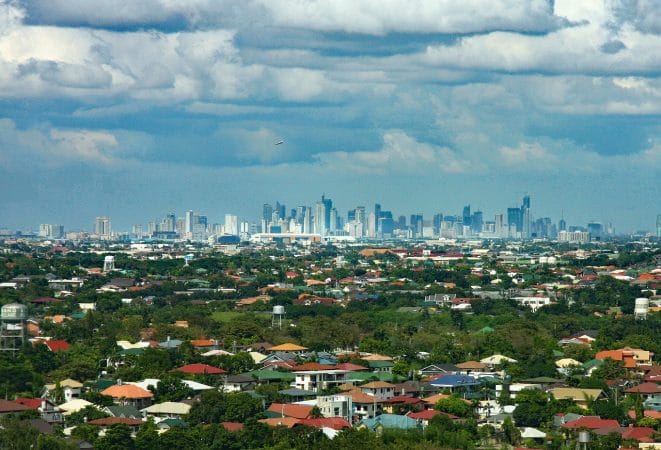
left=407, top=409, right=459, bottom=428
left=266, top=403, right=313, bottom=419
left=35, top=339, right=70, bottom=352
left=561, top=416, right=620, bottom=430
left=14, top=398, right=63, bottom=424
left=297, top=417, right=352, bottom=430
left=595, top=347, right=654, bottom=369
left=175, top=363, right=226, bottom=375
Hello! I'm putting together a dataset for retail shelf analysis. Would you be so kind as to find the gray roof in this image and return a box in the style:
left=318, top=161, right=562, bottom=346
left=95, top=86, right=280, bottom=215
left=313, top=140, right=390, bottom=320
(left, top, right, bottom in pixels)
left=104, top=405, right=142, bottom=419
left=278, top=388, right=317, bottom=397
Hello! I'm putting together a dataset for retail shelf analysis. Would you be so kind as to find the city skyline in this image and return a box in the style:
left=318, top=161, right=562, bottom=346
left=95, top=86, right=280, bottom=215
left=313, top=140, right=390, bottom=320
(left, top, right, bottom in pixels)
left=0, top=1, right=659, bottom=232
left=22, top=193, right=634, bottom=239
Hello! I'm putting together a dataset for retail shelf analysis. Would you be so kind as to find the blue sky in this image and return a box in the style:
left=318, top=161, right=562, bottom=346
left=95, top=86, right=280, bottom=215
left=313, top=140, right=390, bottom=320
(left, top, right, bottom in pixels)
left=0, top=0, right=659, bottom=232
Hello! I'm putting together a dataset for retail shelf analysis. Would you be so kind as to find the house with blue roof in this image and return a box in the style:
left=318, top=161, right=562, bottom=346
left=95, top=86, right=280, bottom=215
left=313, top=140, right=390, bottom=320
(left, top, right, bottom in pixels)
left=429, top=374, right=479, bottom=395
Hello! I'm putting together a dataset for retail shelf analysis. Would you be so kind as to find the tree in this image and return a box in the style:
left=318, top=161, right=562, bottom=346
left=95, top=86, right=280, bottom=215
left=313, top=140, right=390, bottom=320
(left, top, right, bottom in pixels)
left=188, top=391, right=262, bottom=425
left=95, top=424, right=135, bottom=450
left=134, top=419, right=160, bottom=450
left=149, top=375, right=194, bottom=402
left=593, top=399, right=625, bottom=422
left=501, top=416, right=520, bottom=445
left=435, top=395, right=472, bottom=417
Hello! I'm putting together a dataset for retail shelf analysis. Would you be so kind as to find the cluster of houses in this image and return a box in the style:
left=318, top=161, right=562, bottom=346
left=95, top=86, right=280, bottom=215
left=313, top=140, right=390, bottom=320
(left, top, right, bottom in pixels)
left=1, top=336, right=659, bottom=446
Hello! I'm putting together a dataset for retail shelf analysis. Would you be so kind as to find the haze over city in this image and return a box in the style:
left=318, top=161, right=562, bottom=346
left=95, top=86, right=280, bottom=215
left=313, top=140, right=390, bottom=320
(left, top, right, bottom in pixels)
left=0, top=0, right=659, bottom=232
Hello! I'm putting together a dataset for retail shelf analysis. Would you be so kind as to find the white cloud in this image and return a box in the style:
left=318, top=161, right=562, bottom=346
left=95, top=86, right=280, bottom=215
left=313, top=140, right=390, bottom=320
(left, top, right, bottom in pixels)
left=0, top=118, right=149, bottom=168
left=498, top=142, right=559, bottom=168
left=313, top=131, right=472, bottom=175
left=258, top=0, right=558, bottom=35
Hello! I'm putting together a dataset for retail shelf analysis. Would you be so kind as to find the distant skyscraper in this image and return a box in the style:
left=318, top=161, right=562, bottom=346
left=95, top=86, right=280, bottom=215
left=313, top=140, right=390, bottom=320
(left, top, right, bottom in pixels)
left=462, top=205, right=471, bottom=227
left=39, top=224, right=64, bottom=239
left=224, top=214, right=238, bottom=235
left=410, top=214, right=423, bottom=237
left=471, top=211, right=483, bottom=234
left=507, top=207, right=522, bottom=233
left=521, top=195, right=531, bottom=238
left=322, top=195, right=332, bottom=231
left=314, top=201, right=325, bottom=235
left=657, top=214, right=661, bottom=238
left=303, top=206, right=312, bottom=234
left=330, top=208, right=338, bottom=233
left=558, top=218, right=567, bottom=232
left=185, top=210, right=194, bottom=234
left=262, top=204, right=273, bottom=224
left=95, top=216, right=111, bottom=237
left=374, top=203, right=382, bottom=233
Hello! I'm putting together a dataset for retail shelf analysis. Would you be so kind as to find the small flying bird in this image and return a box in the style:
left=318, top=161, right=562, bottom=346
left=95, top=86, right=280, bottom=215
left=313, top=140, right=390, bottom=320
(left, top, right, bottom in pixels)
left=274, top=140, right=284, bottom=145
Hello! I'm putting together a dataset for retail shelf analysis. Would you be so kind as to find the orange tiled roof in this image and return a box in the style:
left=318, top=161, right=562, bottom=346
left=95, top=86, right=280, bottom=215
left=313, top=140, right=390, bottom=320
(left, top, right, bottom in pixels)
left=266, top=403, right=313, bottom=419
left=101, top=384, right=153, bottom=399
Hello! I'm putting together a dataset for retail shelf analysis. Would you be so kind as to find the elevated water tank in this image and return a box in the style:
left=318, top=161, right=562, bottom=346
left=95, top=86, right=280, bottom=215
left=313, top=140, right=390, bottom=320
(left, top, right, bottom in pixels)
left=273, top=305, right=285, bottom=315
left=1, top=303, right=27, bottom=320
left=634, top=297, right=649, bottom=320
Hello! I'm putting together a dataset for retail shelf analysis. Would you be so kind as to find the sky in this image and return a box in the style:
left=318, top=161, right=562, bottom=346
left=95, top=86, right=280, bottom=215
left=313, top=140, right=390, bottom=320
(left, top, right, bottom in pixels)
left=0, top=0, right=659, bottom=233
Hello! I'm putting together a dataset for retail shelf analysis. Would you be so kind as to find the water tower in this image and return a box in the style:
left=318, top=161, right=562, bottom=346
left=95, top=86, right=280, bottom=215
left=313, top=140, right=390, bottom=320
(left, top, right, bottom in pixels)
left=103, top=255, right=115, bottom=273
left=634, top=297, right=649, bottom=320
left=0, top=303, right=27, bottom=354
left=272, top=305, right=286, bottom=329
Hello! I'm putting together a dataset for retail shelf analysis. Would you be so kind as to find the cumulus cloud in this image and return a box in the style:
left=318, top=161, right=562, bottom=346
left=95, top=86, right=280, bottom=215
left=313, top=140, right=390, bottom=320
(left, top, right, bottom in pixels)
left=313, top=131, right=472, bottom=174
left=0, top=118, right=149, bottom=168
left=259, top=0, right=559, bottom=35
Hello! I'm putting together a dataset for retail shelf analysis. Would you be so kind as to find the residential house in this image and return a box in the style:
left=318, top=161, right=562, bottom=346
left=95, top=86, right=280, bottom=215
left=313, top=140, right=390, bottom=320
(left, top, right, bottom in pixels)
left=141, top=401, right=191, bottom=420
left=0, top=400, right=31, bottom=416
left=87, top=417, right=143, bottom=434
left=265, top=403, right=313, bottom=420
left=316, top=395, right=353, bottom=421
left=419, top=363, right=458, bottom=378
left=175, top=363, right=226, bottom=375
left=595, top=347, right=654, bottom=369
left=407, top=409, right=458, bottom=428
left=429, top=374, right=479, bottom=395
left=625, top=383, right=661, bottom=410
left=550, top=388, right=603, bottom=409
left=100, top=383, right=153, bottom=409
left=43, top=379, right=83, bottom=403
left=455, top=361, right=488, bottom=374
left=359, top=381, right=396, bottom=400
left=222, top=375, right=256, bottom=393
left=14, top=398, right=63, bottom=424
left=292, top=363, right=349, bottom=393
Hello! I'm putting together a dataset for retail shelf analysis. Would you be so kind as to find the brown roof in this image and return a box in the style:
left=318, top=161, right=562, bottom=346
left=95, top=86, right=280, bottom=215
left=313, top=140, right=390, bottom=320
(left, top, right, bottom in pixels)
left=88, top=417, right=144, bottom=426
left=360, top=381, right=396, bottom=389
left=0, top=400, right=31, bottom=413
left=101, top=384, right=153, bottom=399
left=259, top=417, right=300, bottom=428
left=455, top=361, right=487, bottom=369
left=292, top=363, right=337, bottom=371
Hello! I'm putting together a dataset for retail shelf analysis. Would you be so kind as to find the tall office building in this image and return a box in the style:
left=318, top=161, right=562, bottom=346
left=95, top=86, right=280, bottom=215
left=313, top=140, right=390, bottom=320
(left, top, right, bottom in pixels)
left=471, top=211, right=483, bottom=234
left=657, top=214, right=661, bottom=239
left=185, top=210, right=194, bottom=234
left=314, top=201, right=326, bottom=235
left=410, top=214, right=423, bottom=237
left=303, top=206, right=312, bottom=234
left=521, top=195, right=531, bottom=239
left=494, top=214, right=505, bottom=237
left=330, top=208, right=338, bottom=233
left=322, top=195, right=332, bottom=231
left=374, top=203, right=382, bottom=234
left=262, top=204, right=273, bottom=224
left=462, top=205, right=471, bottom=227
left=95, top=216, right=112, bottom=237
left=224, top=214, right=238, bottom=235
left=507, top=207, right=522, bottom=232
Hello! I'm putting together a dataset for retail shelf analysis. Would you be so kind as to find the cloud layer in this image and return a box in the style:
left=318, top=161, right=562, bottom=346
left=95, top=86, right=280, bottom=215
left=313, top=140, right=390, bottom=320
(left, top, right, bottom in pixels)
left=0, top=0, right=659, bottom=231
